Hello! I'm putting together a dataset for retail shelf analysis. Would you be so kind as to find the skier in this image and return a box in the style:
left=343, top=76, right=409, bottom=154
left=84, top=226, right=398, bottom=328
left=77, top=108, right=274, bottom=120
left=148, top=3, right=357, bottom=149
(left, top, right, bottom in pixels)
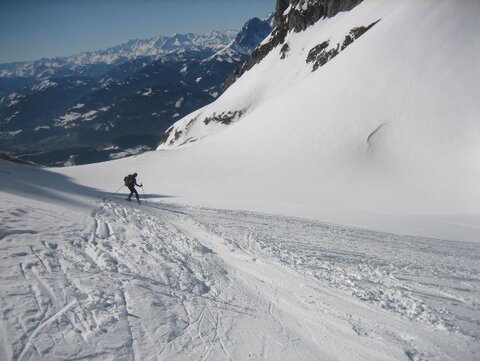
left=124, top=172, right=143, bottom=203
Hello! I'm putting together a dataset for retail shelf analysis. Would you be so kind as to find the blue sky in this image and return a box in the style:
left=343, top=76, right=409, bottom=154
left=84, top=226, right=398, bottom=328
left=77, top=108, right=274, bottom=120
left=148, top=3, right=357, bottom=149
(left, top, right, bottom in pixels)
left=0, top=0, right=276, bottom=64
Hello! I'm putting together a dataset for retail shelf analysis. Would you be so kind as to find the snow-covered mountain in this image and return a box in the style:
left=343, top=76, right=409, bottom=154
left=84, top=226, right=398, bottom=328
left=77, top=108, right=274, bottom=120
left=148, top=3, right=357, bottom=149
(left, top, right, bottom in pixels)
left=151, top=0, right=480, bottom=239
left=0, top=19, right=272, bottom=166
left=158, top=0, right=385, bottom=147
left=0, top=31, right=237, bottom=80
left=229, top=16, right=274, bottom=56
left=1, top=1, right=480, bottom=360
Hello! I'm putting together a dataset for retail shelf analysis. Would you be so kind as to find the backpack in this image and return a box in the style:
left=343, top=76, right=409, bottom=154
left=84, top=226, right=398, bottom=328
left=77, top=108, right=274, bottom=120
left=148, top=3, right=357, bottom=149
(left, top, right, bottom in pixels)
left=124, top=174, right=134, bottom=187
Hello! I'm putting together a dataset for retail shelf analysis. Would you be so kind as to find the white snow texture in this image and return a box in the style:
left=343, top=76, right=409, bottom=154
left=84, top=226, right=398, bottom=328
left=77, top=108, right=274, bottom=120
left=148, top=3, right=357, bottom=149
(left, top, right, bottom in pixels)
left=1, top=0, right=479, bottom=360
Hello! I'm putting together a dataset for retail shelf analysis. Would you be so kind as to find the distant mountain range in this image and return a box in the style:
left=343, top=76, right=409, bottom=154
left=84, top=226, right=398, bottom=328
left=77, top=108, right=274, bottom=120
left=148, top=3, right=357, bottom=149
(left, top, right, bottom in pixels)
left=0, top=31, right=237, bottom=81
left=0, top=16, right=272, bottom=166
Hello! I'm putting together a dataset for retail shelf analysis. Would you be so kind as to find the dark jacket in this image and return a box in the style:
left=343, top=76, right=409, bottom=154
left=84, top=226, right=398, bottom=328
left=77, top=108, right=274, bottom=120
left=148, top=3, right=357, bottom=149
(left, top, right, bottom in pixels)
left=125, top=174, right=140, bottom=188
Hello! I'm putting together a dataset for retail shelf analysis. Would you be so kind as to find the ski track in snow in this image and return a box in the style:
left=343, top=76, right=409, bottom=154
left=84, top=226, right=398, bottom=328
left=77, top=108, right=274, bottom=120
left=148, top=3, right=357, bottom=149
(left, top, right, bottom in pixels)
left=0, top=198, right=479, bottom=361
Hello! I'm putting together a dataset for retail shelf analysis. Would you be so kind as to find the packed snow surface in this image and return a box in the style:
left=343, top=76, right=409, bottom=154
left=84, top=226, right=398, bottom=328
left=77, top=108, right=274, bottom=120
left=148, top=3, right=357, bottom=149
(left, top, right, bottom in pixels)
left=1, top=160, right=479, bottom=361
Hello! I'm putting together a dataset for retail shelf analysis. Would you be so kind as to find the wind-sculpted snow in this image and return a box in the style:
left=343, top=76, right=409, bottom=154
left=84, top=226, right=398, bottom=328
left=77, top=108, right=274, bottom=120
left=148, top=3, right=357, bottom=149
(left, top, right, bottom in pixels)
left=1, top=195, right=478, bottom=360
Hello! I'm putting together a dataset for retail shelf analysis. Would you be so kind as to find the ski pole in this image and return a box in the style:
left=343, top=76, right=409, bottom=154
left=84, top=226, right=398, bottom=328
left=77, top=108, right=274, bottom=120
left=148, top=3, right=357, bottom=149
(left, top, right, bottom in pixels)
left=101, top=184, right=124, bottom=204
left=142, top=186, right=146, bottom=203
left=113, top=184, right=124, bottom=194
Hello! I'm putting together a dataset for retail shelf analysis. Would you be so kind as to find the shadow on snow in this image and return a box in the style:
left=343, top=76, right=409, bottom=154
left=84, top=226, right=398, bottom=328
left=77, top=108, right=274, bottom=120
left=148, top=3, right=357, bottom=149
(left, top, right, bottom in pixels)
left=0, top=159, right=175, bottom=210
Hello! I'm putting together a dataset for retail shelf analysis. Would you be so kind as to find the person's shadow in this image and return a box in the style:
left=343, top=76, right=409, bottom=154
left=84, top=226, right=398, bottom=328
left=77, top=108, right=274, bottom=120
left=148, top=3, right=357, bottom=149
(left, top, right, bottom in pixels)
left=0, top=159, right=174, bottom=210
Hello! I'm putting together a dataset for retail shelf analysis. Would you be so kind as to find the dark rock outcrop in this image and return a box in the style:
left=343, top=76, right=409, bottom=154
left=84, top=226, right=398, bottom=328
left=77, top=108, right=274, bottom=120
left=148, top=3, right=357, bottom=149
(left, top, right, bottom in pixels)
left=306, top=19, right=380, bottom=72
left=231, top=18, right=273, bottom=55
left=203, top=110, right=246, bottom=126
left=341, top=20, right=380, bottom=50
left=225, top=0, right=364, bottom=88
left=306, top=41, right=339, bottom=71
left=280, top=43, right=290, bottom=59
left=0, top=152, right=41, bottom=166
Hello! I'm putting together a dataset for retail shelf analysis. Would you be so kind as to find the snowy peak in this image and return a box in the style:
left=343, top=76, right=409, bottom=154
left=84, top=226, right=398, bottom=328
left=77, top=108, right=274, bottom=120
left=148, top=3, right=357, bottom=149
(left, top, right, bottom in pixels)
left=0, top=31, right=237, bottom=80
left=205, top=17, right=272, bottom=64
left=150, top=31, right=236, bottom=53
left=230, top=18, right=273, bottom=55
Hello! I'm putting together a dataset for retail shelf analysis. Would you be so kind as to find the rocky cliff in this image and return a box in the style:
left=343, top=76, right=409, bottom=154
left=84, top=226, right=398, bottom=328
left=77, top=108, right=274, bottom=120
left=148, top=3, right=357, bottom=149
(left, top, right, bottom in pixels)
left=225, top=0, right=363, bottom=88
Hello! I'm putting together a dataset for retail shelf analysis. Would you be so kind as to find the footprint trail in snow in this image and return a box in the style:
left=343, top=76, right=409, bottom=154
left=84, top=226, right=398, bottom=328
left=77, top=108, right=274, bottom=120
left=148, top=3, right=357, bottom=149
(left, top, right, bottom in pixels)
left=1, top=199, right=479, bottom=361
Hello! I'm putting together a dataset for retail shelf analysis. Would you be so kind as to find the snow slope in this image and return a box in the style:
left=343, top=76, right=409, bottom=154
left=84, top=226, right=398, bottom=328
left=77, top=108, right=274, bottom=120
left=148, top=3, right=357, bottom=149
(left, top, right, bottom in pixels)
left=1, top=159, right=479, bottom=360
left=50, top=0, right=480, bottom=242
left=1, top=0, right=480, bottom=359
left=150, top=0, right=480, bottom=241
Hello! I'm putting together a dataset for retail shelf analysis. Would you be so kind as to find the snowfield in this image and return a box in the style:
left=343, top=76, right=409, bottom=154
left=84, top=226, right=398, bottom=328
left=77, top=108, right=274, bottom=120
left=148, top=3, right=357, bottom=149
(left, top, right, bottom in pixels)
left=1, top=160, right=479, bottom=361
left=2, top=0, right=480, bottom=359
left=154, top=0, right=480, bottom=242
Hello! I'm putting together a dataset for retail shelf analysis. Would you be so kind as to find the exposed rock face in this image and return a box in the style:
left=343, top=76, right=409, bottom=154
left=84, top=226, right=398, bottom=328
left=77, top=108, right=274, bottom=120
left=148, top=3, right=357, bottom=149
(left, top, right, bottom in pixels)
left=0, top=152, right=41, bottom=166
left=159, top=109, right=248, bottom=147
left=225, top=0, right=364, bottom=88
left=306, top=41, right=339, bottom=71
left=306, top=19, right=380, bottom=71
left=231, top=18, right=273, bottom=55
left=280, top=43, right=290, bottom=59
left=341, top=20, right=380, bottom=50
left=203, top=110, right=246, bottom=126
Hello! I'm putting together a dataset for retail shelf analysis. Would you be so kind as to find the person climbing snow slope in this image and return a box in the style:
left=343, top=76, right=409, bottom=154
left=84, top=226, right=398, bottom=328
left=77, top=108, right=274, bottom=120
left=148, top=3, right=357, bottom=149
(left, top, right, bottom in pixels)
left=124, top=172, right=142, bottom=203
